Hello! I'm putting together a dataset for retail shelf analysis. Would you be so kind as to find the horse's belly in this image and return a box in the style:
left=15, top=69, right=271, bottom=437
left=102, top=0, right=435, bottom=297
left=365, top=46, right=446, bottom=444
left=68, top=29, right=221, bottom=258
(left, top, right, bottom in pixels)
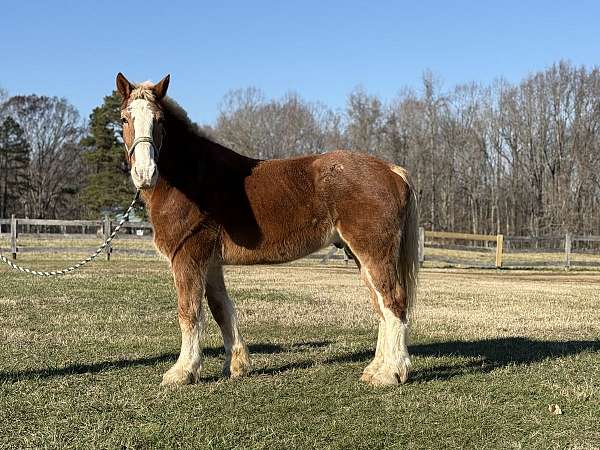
left=221, top=223, right=336, bottom=265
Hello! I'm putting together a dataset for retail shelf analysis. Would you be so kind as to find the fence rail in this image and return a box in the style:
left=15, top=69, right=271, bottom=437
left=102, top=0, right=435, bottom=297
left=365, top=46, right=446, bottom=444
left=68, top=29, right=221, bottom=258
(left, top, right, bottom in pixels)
left=424, top=230, right=497, bottom=242
left=420, top=229, right=504, bottom=268
left=3, top=216, right=600, bottom=270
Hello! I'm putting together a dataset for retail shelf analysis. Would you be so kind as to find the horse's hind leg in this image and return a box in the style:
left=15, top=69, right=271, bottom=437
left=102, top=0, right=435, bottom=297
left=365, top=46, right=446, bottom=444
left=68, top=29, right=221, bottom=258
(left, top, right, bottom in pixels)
left=365, top=270, right=411, bottom=385
left=339, top=229, right=411, bottom=385
left=206, top=265, right=251, bottom=378
left=360, top=315, right=386, bottom=383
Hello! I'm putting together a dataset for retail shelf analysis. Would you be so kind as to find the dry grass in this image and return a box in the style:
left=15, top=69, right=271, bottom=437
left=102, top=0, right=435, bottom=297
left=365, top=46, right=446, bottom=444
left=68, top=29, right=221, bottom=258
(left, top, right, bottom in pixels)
left=0, top=243, right=599, bottom=448
left=224, top=263, right=600, bottom=340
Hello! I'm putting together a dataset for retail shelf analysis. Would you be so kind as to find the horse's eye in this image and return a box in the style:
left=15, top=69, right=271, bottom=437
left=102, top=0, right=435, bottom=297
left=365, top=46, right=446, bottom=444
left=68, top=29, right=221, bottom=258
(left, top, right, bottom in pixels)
left=121, top=117, right=128, bottom=124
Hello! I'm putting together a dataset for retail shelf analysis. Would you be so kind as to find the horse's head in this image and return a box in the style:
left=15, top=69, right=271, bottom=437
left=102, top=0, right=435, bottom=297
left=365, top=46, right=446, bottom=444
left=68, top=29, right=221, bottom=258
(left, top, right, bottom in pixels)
left=116, top=72, right=170, bottom=190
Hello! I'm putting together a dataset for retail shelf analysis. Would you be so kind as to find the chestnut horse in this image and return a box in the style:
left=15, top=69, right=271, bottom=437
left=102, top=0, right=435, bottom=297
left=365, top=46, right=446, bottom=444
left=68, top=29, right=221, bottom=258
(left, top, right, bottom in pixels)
left=116, top=73, right=418, bottom=386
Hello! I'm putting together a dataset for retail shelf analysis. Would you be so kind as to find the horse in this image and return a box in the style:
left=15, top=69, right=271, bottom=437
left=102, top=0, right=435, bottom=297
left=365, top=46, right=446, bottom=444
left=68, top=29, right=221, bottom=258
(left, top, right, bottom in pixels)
left=115, top=72, right=419, bottom=386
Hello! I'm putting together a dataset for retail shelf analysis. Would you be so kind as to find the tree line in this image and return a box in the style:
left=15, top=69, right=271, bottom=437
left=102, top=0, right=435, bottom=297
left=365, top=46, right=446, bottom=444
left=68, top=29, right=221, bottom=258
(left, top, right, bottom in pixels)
left=0, top=90, right=132, bottom=220
left=1, top=61, right=599, bottom=237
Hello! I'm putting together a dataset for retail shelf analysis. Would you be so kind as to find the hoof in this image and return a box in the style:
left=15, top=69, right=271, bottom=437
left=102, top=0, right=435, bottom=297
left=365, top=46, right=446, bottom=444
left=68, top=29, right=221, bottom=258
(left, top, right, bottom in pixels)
left=224, top=346, right=251, bottom=379
left=369, top=361, right=411, bottom=386
left=360, top=358, right=383, bottom=383
left=398, top=364, right=410, bottom=384
left=370, top=368, right=400, bottom=386
left=161, top=366, right=198, bottom=386
left=399, top=356, right=412, bottom=384
left=360, top=371, right=374, bottom=383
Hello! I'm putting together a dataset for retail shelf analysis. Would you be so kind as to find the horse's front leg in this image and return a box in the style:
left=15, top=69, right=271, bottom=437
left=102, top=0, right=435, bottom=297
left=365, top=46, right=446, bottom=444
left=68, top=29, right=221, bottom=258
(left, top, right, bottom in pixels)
left=206, top=265, right=251, bottom=378
left=162, top=257, right=207, bottom=386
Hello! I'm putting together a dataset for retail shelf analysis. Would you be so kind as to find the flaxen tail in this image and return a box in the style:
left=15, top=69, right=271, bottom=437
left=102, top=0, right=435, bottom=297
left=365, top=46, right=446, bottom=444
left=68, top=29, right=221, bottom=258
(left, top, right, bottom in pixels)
left=391, top=165, right=419, bottom=321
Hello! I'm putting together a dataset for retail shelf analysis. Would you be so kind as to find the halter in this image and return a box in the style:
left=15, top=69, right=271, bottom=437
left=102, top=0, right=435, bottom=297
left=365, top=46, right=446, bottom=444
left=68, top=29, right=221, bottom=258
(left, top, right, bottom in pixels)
left=125, top=135, right=163, bottom=163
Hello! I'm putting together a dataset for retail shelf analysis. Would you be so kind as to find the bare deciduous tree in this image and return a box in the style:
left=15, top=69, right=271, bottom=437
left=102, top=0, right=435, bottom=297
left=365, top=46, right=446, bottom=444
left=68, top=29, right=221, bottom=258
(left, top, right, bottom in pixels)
left=4, top=95, right=84, bottom=218
left=215, top=87, right=338, bottom=158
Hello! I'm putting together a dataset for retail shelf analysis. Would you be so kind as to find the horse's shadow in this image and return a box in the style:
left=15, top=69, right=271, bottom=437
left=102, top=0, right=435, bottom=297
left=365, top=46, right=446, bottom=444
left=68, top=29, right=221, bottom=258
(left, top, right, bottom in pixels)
left=327, top=337, right=600, bottom=382
left=1, top=337, right=598, bottom=384
left=0, top=341, right=330, bottom=383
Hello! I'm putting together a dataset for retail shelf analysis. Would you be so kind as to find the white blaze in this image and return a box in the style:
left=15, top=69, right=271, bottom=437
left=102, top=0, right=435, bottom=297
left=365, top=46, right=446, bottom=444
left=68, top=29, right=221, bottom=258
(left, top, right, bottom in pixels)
left=129, top=99, right=157, bottom=188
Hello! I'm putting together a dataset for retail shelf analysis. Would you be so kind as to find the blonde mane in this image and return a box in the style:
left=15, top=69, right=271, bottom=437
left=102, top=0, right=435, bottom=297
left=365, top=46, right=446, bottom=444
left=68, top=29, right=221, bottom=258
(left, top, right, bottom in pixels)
left=129, top=82, right=156, bottom=102
left=128, top=82, right=205, bottom=137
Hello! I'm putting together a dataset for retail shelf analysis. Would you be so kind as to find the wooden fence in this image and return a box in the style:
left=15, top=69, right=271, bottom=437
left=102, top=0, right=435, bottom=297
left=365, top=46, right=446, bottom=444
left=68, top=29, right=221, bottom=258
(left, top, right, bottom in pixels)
left=419, top=229, right=504, bottom=268
left=0, top=215, right=153, bottom=260
left=420, top=228, right=600, bottom=269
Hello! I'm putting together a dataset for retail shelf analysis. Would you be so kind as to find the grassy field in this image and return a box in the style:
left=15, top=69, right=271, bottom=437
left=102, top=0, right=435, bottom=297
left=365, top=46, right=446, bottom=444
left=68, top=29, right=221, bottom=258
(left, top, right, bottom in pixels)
left=0, top=248, right=599, bottom=449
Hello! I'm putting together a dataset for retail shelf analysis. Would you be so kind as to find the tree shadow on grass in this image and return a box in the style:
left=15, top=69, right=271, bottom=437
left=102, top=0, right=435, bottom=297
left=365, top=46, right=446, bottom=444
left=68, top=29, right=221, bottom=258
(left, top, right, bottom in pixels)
left=0, top=340, right=331, bottom=383
left=327, top=337, right=600, bottom=382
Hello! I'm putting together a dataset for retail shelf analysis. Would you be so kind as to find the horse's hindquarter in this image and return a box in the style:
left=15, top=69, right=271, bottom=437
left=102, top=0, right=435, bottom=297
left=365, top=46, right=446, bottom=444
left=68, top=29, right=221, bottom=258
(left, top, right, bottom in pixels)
left=221, top=155, right=338, bottom=265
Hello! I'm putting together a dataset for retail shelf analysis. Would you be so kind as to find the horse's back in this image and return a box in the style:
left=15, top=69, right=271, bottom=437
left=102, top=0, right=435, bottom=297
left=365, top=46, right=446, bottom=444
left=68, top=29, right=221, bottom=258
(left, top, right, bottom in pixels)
left=246, top=149, right=409, bottom=225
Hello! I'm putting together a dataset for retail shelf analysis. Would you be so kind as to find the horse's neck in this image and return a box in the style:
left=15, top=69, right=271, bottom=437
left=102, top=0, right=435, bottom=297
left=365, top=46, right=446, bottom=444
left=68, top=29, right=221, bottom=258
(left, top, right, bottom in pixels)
left=167, top=134, right=256, bottom=185
left=152, top=128, right=257, bottom=214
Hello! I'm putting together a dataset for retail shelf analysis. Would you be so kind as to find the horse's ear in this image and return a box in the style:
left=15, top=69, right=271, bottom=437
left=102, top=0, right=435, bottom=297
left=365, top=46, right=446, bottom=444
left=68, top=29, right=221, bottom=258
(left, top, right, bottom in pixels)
left=116, top=72, right=133, bottom=98
left=154, top=74, right=170, bottom=99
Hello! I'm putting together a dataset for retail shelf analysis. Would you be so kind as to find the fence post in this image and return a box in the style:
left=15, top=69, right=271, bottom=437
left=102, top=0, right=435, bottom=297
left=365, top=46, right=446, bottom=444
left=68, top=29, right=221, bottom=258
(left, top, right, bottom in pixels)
left=103, top=215, right=112, bottom=261
left=320, top=246, right=337, bottom=264
left=418, top=227, right=425, bottom=266
left=564, top=232, right=571, bottom=270
left=10, top=215, right=17, bottom=260
left=495, top=234, right=504, bottom=268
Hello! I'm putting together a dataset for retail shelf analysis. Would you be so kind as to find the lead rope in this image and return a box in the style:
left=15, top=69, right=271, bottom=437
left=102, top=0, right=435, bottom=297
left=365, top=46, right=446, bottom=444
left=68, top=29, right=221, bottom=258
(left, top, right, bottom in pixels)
left=0, top=191, right=140, bottom=277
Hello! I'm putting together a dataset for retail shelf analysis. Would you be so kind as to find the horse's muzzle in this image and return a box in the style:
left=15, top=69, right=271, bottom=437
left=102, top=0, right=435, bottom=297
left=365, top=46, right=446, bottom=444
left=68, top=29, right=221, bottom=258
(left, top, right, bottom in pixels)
left=131, top=164, right=158, bottom=189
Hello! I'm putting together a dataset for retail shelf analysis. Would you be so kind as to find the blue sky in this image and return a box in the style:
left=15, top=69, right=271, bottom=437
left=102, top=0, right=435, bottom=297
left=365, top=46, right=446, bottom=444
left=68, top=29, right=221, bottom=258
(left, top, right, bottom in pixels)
left=1, top=1, right=598, bottom=124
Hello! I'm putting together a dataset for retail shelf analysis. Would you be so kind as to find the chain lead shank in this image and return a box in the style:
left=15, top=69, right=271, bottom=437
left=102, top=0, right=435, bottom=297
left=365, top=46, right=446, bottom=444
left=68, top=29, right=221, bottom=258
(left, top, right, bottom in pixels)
left=0, top=192, right=140, bottom=277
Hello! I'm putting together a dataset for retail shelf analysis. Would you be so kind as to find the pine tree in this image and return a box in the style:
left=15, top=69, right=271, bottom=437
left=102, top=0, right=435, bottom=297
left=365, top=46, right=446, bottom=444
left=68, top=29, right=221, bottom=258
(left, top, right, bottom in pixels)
left=80, top=91, right=134, bottom=218
left=0, top=117, right=30, bottom=218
